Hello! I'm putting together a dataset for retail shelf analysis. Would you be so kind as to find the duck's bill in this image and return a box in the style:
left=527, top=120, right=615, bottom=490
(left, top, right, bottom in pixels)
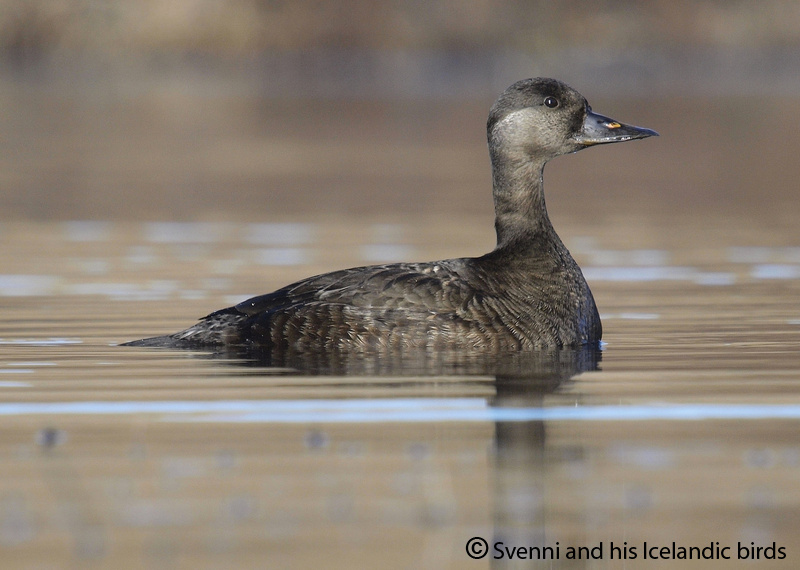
left=576, top=109, right=658, bottom=146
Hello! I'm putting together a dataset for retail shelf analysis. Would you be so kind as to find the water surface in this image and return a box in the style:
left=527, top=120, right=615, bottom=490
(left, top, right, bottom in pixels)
left=1, top=217, right=799, bottom=569
left=2, top=64, right=800, bottom=568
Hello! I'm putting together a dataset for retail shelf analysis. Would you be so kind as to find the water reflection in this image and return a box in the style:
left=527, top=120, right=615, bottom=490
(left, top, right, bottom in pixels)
left=492, top=375, right=550, bottom=568
left=200, top=342, right=601, bottom=379
left=486, top=355, right=593, bottom=569
left=185, top=343, right=599, bottom=568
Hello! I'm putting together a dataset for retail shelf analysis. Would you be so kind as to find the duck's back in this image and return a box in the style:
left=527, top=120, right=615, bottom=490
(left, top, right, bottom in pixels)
left=129, top=250, right=600, bottom=352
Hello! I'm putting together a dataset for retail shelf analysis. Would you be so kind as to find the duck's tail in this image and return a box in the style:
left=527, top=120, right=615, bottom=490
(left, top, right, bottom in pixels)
left=120, top=307, right=249, bottom=348
left=120, top=335, right=177, bottom=348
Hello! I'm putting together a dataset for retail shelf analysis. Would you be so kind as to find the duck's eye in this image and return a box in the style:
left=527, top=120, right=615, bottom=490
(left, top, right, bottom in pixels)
left=544, top=96, right=559, bottom=108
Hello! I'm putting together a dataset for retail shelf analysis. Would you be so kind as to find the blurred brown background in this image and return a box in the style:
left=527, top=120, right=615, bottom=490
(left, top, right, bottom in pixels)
left=1, top=0, right=799, bottom=228
left=1, top=9, right=799, bottom=567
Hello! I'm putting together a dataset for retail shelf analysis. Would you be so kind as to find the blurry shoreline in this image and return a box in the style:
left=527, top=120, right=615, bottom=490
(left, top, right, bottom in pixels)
left=2, top=1, right=800, bottom=222
left=4, top=46, right=800, bottom=99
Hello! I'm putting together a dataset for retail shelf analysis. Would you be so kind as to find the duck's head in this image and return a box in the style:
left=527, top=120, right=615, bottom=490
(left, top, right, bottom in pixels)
left=487, top=78, right=657, bottom=162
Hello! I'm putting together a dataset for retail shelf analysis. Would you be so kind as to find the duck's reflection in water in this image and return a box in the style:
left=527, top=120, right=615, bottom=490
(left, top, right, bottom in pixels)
left=203, top=342, right=599, bottom=378
left=193, top=344, right=600, bottom=568
left=489, top=351, right=597, bottom=570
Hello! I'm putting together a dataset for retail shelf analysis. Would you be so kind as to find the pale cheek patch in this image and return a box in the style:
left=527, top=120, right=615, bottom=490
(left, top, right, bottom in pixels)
left=494, top=109, right=534, bottom=137
left=493, top=109, right=551, bottom=145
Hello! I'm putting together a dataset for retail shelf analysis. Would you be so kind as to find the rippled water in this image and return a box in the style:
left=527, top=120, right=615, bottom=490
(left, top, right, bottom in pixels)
left=0, top=217, right=799, bottom=569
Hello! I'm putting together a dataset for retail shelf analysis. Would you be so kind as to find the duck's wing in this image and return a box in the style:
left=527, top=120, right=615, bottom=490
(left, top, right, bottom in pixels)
left=231, top=259, right=478, bottom=317
left=124, top=259, right=484, bottom=349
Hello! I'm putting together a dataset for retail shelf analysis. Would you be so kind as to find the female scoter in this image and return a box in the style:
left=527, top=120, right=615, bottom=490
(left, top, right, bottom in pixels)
left=125, top=78, right=656, bottom=352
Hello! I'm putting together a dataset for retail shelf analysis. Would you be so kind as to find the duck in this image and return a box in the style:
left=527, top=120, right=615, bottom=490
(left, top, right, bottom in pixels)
left=124, top=78, right=657, bottom=353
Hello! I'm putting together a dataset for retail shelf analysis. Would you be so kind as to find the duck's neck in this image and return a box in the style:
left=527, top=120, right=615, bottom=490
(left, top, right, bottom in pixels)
left=490, top=151, right=556, bottom=253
